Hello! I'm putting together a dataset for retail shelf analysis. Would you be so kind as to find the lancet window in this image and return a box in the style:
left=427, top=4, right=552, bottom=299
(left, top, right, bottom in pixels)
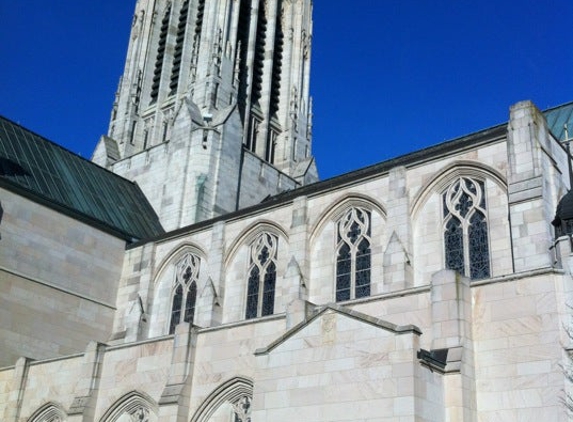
left=169, top=253, right=200, bottom=334
left=245, top=233, right=278, bottom=319
left=443, top=177, right=490, bottom=280
left=336, top=208, right=372, bottom=301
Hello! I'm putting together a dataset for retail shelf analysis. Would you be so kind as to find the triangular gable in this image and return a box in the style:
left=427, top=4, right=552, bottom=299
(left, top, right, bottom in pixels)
left=254, top=303, right=421, bottom=356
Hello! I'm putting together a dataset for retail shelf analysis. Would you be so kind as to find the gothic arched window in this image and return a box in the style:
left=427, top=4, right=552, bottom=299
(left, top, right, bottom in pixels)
left=169, top=253, right=200, bottom=334
left=28, top=403, right=67, bottom=422
left=443, top=177, right=490, bottom=280
left=336, top=208, right=372, bottom=301
left=245, top=233, right=278, bottom=319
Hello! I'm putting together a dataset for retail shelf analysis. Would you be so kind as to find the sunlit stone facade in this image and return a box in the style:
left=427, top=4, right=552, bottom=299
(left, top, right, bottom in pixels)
left=2, top=1, right=573, bottom=421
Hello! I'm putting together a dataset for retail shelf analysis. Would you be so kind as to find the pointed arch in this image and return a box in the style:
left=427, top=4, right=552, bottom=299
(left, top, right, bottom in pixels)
left=149, top=243, right=208, bottom=337
left=409, top=161, right=507, bottom=281
left=442, top=176, right=491, bottom=279
left=152, top=242, right=208, bottom=283
left=309, top=193, right=386, bottom=247
left=28, top=402, right=66, bottom=422
left=224, top=220, right=288, bottom=268
left=410, top=160, right=507, bottom=221
left=169, top=252, right=200, bottom=333
left=190, top=376, right=254, bottom=422
left=245, top=232, right=279, bottom=318
left=98, top=391, right=157, bottom=422
left=335, top=207, right=372, bottom=301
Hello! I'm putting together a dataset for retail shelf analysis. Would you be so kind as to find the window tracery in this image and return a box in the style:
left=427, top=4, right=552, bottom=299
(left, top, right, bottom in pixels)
left=245, top=233, right=278, bottom=319
left=169, top=253, right=200, bottom=334
left=336, top=208, right=371, bottom=301
left=130, top=407, right=150, bottom=422
left=443, top=177, right=490, bottom=280
left=232, top=396, right=251, bottom=422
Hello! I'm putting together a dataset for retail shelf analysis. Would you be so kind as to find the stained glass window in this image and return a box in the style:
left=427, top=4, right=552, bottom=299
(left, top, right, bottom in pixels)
left=169, top=253, right=200, bottom=334
left=245, top=234, right=278, bottom=319
left=233, top=396, right=252, bottom=422
left=443, top=177, right=490, bottom=280
left=336, top=208, right=371, bottom=301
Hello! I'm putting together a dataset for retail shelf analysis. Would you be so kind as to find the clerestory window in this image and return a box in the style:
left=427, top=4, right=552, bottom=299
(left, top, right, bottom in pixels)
left=169, top=253, right=200, bottom=334
left=336, top=208, right=372, bottom=301
left=443, top=177, right=490, bottom=280
left=245, top=233, right=278, bottom=319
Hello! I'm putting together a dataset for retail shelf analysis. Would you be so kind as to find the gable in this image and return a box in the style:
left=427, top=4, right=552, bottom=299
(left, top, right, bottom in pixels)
left=255, top=304, right=421, bottom=357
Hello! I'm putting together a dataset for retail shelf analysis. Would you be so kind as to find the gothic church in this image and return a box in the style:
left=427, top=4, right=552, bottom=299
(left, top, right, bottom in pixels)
left=2, top=1, right=573, bottom=421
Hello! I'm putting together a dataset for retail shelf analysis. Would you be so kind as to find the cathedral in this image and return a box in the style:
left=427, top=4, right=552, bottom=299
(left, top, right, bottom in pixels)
left=2, top=1, right=573, bottom=421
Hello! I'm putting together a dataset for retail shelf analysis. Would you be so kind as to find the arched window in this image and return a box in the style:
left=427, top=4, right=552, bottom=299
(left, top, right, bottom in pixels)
left=336, top=208, right=371, bottom=301
left=443, top=177, right=490, bottom=280
left=169, top=253, right=200, bottom=334
left=98, top=391, right=157, bottom=422
left=245, top=233, right=278, bottom=319
left=28, top=403, right=67, bottom=422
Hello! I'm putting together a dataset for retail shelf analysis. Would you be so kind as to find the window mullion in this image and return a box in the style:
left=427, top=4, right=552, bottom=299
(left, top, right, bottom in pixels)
left=257, top=265, right=264, bottom=316
left=350, top=245, right=357, bottom=298
left=463, top=217, right=471, bottom=277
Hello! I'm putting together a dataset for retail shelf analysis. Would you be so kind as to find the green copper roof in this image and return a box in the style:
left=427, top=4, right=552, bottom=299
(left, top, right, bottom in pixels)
left=0, top=115, right=164, bottom=242
left=544, top=101, right=573, bottom=142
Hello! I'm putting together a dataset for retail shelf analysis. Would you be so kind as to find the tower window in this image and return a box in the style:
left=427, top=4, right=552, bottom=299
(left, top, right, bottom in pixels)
left=246, top=116, right=260, bottom=152
left=169, top=253, right=200, bottom=334
left=265, top=128, right=278, bottom=163
left=336, top=208, right=371, bottom=301
left=169, top=0, right=190, bottom=95
left=245, top=233, right=278, bottom=319
left=150, top=5, right=171, bottom=104
left=443, top=177, right=490, bottom=280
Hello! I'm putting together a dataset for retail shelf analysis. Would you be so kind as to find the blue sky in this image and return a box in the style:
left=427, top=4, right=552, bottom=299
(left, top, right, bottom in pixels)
left=1, top=1, right=572, bottom=179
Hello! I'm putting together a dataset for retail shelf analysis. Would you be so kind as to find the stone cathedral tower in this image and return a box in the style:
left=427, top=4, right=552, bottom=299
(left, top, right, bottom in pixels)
left=93, top=0, right=317, bottom=231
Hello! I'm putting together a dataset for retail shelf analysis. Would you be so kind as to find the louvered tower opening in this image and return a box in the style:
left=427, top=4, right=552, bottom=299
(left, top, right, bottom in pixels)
left=250, top=1, right=267, bottom=108
left=236, top=0, right=252, bottom=124
left=150, top=6, right=172, bottom=104
left=265, top=0, right=283, bottom=164
left=192, top=0, right=206, bottom=62
left=169, top=0, right=190, bottom=95
left=269, top=0, right=283, bottom=120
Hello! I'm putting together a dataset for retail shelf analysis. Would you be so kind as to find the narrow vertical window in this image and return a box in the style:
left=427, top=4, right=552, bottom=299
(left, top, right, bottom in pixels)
left=246, top=116, right=260, bottom=152
left=150, top=5, right=171, bottom=104
left=169, top=0, right=190, bottom=95
left=265, top=128, right=278, bottom=164
left=169, top=253, right=200, bottom=334
left=245, top=233, right=278, bottom=319
left=336, top=208, right=371, bottom=301
left=443, top=177, right=490, bottom=280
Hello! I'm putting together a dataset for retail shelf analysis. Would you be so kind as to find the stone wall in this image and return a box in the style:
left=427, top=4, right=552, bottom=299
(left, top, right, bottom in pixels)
left=0, top=189, right=124, bottom=366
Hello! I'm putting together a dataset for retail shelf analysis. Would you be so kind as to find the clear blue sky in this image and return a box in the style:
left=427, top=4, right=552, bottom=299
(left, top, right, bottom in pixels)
left=1, top=1, right=572, bottom=179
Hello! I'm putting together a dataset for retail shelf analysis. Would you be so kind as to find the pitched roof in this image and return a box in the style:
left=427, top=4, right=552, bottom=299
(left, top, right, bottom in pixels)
left=0, top=115, right=164, bottom=242
left=544, top=101, right=573, bottom=141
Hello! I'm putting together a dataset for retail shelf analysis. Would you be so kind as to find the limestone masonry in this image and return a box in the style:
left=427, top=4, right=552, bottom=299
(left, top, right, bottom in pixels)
left=2, top=1, right=573, bottom=421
